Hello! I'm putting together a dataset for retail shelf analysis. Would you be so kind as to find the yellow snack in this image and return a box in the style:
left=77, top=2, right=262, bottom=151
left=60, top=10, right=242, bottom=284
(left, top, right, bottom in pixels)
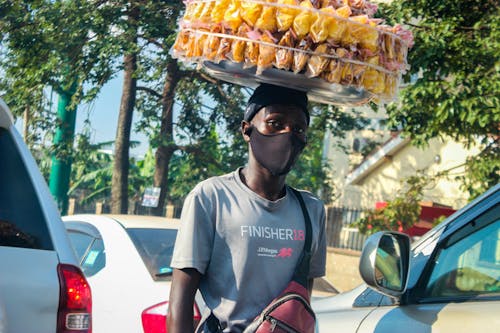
left=275, top=30, right=297, bottom=70
left=191, top=1, right=206, bottom=20
left=276, top=0, right=300, bottom=31
left=322, top=59, right=343, bottom=83
left=383, top=73, right=397, bottom=99
left=257, top=33, right=277, bottom=73
left=172, top=29, right=191, bottom=54
left=198, top=1, right=215, bottom=23
left=306, top=43, right=331, bottom=77
left=255, top=2, right=278, bottom=32
left=292, top=0, right=315, bottom=38
left=310, top=7, right=336, bottom=43
left=362, top=68, right=385, bottom=94
left=245, top=39, right=260, bottom=67
left=292, top=38, right=312, bottom=73
left=203, top=26, right=223, bottom=61
left=183, top=2, right=197, bottom=22
left=211, top=0, right=232, bottom=23
left=328, top=6, right=350, bottom=42
left=224, top=0, right=243, bottom=32
left=231, top=24, right=251, bottom=62
left=347, top=15, right=378, bottom=52
left=240, top=1, right=263, bottom=27
left=216, top=35, right=232, bottom=62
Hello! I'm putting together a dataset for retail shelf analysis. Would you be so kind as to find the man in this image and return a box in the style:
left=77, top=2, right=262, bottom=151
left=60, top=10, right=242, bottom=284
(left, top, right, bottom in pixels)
left=168, top=83, right=327, bottom=333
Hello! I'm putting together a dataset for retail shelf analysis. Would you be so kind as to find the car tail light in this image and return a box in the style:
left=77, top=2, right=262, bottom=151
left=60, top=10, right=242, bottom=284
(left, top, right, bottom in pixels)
left=57, top=264, right=92, bottom=333
left=141, top=301, right=201, bottom=333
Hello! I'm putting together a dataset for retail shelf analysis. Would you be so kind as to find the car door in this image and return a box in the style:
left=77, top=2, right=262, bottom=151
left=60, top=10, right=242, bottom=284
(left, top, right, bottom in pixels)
left=0, top=116, right=62, bottom=332
left=357, top=202, right=500, bottom=333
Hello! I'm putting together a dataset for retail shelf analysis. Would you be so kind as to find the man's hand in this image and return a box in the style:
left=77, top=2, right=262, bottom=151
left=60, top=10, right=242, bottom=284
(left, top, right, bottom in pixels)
left=168, top=268, right=202, bottom=333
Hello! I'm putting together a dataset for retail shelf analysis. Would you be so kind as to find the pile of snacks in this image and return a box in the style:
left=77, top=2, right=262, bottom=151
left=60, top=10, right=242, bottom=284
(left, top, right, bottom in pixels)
left=172, top=0, right=414, bottom=105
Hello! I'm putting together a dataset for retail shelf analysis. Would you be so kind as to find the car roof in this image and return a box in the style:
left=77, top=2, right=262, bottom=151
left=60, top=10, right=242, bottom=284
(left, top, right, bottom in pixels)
left=64, top=214, right=182, bottom=230
left=0, top=98, right=14, bottom=129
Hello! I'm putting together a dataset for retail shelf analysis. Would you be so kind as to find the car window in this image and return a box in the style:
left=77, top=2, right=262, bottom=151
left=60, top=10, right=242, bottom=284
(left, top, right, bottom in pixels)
left=424, top=204, right=500, bottom=299
left=0, top=128, right=53, bottom=250
left=126, top=228, right=178, bottom=281
left=67, top=230, right=106, bottom=277
left=67, top=231, right=94, bottom=261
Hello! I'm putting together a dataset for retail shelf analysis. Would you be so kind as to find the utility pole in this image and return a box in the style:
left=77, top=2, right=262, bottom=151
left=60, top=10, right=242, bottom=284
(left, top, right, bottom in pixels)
left=49, top=84, right=77, bottom=215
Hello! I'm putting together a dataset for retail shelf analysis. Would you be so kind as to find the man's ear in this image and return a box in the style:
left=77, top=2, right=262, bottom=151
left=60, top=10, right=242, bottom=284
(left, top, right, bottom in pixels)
left=241, top=121, right=252, bottom=141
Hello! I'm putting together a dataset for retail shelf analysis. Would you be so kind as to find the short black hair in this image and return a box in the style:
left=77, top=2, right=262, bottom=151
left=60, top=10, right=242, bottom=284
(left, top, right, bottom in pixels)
left=244, top=84, right=309, bottom=124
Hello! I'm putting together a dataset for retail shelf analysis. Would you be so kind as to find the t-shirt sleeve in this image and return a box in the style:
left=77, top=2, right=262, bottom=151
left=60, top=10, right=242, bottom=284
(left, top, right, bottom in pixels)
left=170, top=184, right=215, bottom=274
left=309, top=203, right=327, bottom=278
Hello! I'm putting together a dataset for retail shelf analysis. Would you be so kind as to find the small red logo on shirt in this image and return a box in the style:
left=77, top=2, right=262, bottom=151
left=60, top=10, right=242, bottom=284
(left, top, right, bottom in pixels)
left=277, top=248, right=293, bottom=258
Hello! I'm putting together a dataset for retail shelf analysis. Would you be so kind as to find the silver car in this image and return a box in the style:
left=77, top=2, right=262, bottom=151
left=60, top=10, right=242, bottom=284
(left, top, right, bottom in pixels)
left=314, top=184, right=500, bottom=333
left=0, top=99, right=91, bottom=333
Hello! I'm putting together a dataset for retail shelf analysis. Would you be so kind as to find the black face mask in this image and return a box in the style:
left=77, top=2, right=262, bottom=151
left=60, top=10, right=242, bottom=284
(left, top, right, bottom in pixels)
left=248, top=126, right=306, bottom=176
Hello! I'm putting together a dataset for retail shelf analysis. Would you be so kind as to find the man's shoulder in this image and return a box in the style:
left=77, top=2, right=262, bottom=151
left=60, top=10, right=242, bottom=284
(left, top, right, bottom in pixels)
left=191, top=170, right=238, bottom=195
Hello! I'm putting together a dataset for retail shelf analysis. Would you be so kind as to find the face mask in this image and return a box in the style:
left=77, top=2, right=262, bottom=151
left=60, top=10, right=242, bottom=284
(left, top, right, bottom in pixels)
left=248, top=126, right=306, bottom=176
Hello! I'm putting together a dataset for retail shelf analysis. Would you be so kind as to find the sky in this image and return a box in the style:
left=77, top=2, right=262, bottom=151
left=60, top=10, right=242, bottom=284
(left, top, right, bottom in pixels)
left=75, top=72, right=150, bottom=158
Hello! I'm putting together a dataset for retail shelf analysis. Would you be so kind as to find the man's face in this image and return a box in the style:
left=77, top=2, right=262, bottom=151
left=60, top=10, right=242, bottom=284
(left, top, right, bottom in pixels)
left=248, top=104, right=308, bottom=143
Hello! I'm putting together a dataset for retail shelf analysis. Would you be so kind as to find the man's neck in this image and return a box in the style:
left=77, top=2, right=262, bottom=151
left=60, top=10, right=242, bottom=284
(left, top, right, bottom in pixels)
left=239, top=167, right=287, bottom=201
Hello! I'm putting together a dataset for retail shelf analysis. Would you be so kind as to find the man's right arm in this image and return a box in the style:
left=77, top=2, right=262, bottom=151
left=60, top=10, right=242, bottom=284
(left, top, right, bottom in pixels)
left=167, top=267, right=202, bottom=333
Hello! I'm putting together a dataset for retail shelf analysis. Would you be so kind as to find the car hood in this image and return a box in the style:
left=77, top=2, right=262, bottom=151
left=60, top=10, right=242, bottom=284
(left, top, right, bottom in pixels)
left=312, top=284, right=366, bottom=313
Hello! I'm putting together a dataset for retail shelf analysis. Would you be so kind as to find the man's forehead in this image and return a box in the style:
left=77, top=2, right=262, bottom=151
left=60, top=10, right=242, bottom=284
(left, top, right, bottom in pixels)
left=262, top=104, right=307, bottom=118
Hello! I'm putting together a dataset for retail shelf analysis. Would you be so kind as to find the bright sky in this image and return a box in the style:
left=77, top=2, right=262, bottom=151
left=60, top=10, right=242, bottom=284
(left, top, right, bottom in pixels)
left=76, top=72, right=149, bottom=158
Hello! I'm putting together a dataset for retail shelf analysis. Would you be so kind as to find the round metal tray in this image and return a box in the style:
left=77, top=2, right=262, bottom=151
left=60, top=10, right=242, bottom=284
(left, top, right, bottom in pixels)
left=202, top=60, right=374, bottom=106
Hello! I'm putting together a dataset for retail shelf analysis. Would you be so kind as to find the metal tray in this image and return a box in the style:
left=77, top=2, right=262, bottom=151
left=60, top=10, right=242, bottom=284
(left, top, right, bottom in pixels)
left=202, top=60, right=374, bottom=106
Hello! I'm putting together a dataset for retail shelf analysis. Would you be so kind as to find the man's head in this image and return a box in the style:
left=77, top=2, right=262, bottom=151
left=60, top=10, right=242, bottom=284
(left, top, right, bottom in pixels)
left=242, top=84, right=310, bottom=176
left=244, top=83, right=309, bottom=125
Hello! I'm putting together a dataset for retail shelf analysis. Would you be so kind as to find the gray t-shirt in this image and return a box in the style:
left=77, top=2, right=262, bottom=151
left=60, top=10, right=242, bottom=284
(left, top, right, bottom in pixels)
left=171, top=168, right=326, bottom=332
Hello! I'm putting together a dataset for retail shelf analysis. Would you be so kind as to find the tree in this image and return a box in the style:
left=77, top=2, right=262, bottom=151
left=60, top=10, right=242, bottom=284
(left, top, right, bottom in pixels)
left=0, top=0, right=120, bottom=212
left=378, top=0, right=499, bottom=198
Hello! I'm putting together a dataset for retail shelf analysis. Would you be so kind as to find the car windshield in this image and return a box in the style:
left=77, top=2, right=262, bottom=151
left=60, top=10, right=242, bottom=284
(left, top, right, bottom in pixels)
left=126, top=228, right=178, bottom=281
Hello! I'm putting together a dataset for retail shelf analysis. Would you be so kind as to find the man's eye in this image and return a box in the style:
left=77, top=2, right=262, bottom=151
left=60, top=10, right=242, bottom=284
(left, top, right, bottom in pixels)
left=294, top=127, right=305, bottom=134
left=266, top=120, right=282, bottom=129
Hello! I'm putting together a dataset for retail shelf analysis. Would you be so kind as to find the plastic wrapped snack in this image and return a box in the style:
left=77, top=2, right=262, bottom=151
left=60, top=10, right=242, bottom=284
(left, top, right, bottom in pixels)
left=275, top=30, right=297, bottom=70
left=293, top=0, right=316, bottom=38
left=240, top=1, right=262, bottom=27
left=173, top=0, right=414, bottom=105
left=255, top=1, right=278, bottom=32
left=276, top=0, right=301, bottom=31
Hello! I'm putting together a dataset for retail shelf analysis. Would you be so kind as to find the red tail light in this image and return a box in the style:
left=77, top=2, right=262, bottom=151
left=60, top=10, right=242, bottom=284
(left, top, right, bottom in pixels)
left=57, top=264, right=92, bottom=333
left=141, top=301, right=201, bottom=333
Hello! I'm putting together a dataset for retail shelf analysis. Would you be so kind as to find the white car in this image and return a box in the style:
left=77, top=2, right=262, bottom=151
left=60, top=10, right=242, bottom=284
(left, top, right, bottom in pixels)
left=0, top=98, right=91, bottom=333
left=313, top=183, right=500, bottom=332
left=62, top=214, right=202, bottom=333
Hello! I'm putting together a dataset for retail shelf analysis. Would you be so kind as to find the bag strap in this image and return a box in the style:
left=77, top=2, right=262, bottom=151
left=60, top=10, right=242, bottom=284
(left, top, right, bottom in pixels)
left=290, top=187, right=313, bottom=288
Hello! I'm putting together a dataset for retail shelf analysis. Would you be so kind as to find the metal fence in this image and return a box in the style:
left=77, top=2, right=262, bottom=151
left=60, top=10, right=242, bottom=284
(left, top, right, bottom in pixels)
left=325, top=205, right=367, bottom=252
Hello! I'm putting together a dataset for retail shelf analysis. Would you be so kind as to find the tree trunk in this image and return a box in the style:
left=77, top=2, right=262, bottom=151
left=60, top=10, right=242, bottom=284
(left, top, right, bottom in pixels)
left=151, top=59, right=180, bottom=216
left=111, top=7, right=139, bottom=214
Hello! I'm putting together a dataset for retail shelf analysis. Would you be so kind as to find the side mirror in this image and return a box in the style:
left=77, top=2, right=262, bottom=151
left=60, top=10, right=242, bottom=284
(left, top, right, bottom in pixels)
left=359, top=231, right=410, bottom=298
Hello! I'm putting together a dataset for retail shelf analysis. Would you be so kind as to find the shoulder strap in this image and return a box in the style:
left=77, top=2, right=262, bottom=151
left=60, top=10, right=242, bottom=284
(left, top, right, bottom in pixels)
left=290, top=187, right=313, bottom=287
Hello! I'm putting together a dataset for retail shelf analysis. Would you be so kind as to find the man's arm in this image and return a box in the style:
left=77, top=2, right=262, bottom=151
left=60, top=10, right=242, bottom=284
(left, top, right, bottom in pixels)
left=168, top=267, right=202, bottom=333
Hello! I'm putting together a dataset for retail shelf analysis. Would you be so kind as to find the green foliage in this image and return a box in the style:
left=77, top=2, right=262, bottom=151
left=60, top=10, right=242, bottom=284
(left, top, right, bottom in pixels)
left=354, top=175, right=430, bottom=235
left=377, top=0, right=499, bottom=197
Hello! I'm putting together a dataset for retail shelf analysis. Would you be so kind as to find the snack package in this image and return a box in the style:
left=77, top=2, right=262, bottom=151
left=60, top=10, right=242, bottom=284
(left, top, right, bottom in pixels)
left=255, top=2, right=278, bottom=32
left=174, top=0, right=413, bottom=105
left=306, top=43, right=331, bottom=77
left=257, top=32, right=278, bottom=73
left=240, top=1, right=262, bottom=27
left=276, top=0, right=300, bottom=31
left=275, top=29, right=297, bottom=70
left=293, top=37, right=313, bottom=73
left=293, top=0, right=316, bottom=38
left=224, top=0, right=243, bottom=31
left=211, top=0, right=231, bottom=23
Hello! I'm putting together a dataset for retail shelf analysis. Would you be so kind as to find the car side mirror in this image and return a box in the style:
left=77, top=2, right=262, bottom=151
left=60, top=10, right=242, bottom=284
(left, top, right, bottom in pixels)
left=359, top=231, right=410, bottom=298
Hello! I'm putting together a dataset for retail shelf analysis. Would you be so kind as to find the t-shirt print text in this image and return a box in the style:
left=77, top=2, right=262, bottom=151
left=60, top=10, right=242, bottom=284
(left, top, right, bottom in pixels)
left=257, top=247, right=293, bottom=258
left=240, top=225, right=305, bottom=241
